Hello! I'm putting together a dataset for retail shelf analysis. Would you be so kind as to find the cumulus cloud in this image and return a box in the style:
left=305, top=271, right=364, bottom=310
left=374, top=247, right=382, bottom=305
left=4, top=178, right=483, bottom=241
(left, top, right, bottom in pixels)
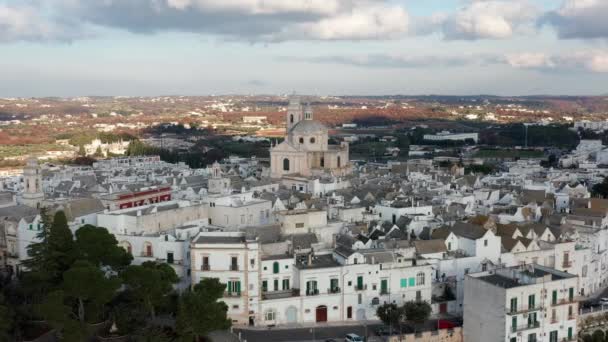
left=441, top=0, right=540, bottom=40
left=507, top=51, right=608, bottom=72
left=543, top=0, right=608, bottom=39
left=0, top=3, right=82, bottom=42
left=41, top=0, right=409, bottom=42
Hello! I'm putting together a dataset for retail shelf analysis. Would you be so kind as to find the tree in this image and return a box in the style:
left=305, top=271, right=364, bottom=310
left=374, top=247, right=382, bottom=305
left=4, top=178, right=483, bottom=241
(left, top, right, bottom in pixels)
left=75, top=225, right=132, bottom=270
left=23, top=210, right=75, bottom=288
left=0, top=294, right=14, bottom=341
left=62, top=261, right=120, bottom=323
left=592, top=177, right=608, bottom=198
left=78, top=144, right=86, bottom=156
left=94, top=146, right=104, bottom=157
left=121, top=262, right=178, bottom=320
left=376, top=303, right=403, bottom=328
left=176, top=278, right=231, bottom=341
left=403, top=301, right=432, bottom=322
left=592, top=330, right=605, bottom=342
left=36, top=290, right=85, bottom=342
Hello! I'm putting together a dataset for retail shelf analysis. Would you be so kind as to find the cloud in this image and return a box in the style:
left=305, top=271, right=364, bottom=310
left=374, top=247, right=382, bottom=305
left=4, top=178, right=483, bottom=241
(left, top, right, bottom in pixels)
left=543, top=0, right=608, bottom=39
left=507, top=51, right=608, bottom=72
left=0, top=3, right=83, bottom=42
left=280, top=53, right=502, bottom=68
left=43, top=0, right=410, bottom=42
left=440, top=0, right=540, bottom=40
left=284, top=50, right=608, bottom=73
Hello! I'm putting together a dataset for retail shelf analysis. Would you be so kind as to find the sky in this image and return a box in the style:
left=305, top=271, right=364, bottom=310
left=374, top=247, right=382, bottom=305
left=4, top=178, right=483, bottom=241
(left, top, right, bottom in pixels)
left=1, top=0, right=608, bottom=97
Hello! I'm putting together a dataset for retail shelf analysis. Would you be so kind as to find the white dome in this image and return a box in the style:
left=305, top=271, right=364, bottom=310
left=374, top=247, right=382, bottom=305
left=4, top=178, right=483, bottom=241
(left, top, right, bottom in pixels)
left=290, top=120, right=327, bottom=135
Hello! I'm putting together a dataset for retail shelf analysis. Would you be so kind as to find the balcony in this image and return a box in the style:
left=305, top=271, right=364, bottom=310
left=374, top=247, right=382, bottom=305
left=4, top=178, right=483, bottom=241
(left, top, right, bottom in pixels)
left=511, top=321, right=540, bottom=333
left=553, top=298, right=578, bottom=306
left=306, top=289, right=319, bottom=296
left=230, top=264, right=239, bottom=271
left=201, top=264, right=210, bottom=271
left=224, top=291, right=241, bottom=297
left=262, top=289, right=300, bottom=300
left=562, top=261, right=572, bottom=268
left=506, top=305, right=543, bottom=315
left=355, top=284, right=367, bottom=291
left=380, top=289, right=390, bottom=295
left=328, top=287, right=341, bottom=294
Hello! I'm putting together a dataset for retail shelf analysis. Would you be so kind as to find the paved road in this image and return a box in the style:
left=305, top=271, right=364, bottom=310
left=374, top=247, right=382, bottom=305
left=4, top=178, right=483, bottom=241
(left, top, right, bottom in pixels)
left=234, top=323, right=384, bottom=342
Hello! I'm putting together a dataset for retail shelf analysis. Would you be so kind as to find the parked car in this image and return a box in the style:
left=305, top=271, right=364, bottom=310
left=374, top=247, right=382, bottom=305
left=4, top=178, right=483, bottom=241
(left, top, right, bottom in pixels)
left=600, top=298, right=608, bottom=305
left=375, top=326, right=391, bottom=336
left=345, top=333, right=364, bottom=342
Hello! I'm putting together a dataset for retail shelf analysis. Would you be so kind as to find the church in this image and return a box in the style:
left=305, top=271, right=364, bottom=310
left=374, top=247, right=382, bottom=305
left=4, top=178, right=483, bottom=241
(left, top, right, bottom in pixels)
left=270, top=96, right=351, bottom=179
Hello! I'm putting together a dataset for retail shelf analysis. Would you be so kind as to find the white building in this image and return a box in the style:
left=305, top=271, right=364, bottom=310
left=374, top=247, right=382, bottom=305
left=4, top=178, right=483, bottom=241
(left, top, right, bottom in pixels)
left=464, top=264, right=579, bottom=342
left=423, top=131, right=479, bottom=143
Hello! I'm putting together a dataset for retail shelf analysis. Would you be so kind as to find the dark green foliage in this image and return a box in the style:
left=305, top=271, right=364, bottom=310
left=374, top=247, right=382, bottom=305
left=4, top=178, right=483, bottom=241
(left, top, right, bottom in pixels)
left=376, top=303, right=403, bottom=328
left=62, top=261, right=120, bottom=323
left=403, top=301, right=432, bottom=322
left=593, top=177, right=608, bottom=198
left=480, top=124, right=579, bottom=148
left=75, top=225, right=132, bottom=270
left=176, top=278, right=231, bottom=341
left=465, top=164, right=496, bottom=175
left=121, top=262, right=178, bottom=320
left=592, top=330, right=605, bottom=342
left=0, top=294, right=14, bottom=341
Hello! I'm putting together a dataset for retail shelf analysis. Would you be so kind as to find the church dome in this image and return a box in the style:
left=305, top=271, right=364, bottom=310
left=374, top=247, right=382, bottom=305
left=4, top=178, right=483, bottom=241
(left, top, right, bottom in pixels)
left=290, top=120, right=328, bottom=135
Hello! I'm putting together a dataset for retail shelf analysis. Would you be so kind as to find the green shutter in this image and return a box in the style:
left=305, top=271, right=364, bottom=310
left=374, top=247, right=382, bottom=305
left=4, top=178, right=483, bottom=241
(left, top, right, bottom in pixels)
left=226, top=281, right=232, bottom=292
left=306, top=281, right=310, bottom=294
left=569, top=287, right=574, bottom=301
left=236, top=281, right=241, bottom=294
left=273, top=262, right=279, bottom=274
left=552, top=290, right=557, bottom=305
left=381, top=279, right=388, bottom=293
left=568, top=327, right=573, bottom=339
left=511, top=297, right=518, bottom=312
left=283, top=279, right=290, bottom=290
left=274, top=279, right=279, bottom=291
left=262, top=280, right=268, bottom=292
left=357, top=276, right=363, bottom=289
left=400, top=278, right=407, bottom=288
left=528, top=294, right=535, bottom=309
left=409, top=277, right=416, bottom=287
left=512, top=317, right=517, bottom=332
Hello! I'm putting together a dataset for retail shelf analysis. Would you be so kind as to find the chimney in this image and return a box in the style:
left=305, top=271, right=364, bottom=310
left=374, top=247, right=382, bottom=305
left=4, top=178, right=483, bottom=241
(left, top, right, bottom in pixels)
left=307, top=253, right=312, bottom=266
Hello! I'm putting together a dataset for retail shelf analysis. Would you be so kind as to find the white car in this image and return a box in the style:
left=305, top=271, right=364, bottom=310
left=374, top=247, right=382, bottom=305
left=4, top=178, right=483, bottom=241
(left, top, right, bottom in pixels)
left=345, top=333, right=364, bottom=342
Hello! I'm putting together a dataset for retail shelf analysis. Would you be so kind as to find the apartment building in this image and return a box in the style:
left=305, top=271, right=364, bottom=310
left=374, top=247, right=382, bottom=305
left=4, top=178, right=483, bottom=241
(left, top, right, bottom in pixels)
left=464, top=265, right=579, bottom=342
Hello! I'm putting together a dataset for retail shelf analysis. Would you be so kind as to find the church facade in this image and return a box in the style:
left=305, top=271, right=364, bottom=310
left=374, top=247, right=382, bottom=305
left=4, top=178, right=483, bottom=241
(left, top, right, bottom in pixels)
left=270, top=97, right=351, bottom=179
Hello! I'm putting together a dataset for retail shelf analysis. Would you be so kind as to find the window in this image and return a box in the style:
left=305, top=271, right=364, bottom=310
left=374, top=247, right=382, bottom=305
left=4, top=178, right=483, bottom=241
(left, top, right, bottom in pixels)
left=310, top=137, right=315, bottom=144
left=568, top=287, right=574, bottom=301
left=273, top=279, right=279, bottom=291
left=512, top=317, right=517, bottom=332
left=552, top=290, right=557, bottom=305
left=265, top=309, right=276, bottom=321
left=356, top=276, right=364, bottom=290
left=262, top=280, right=268, bottom=292
left=273, top=262, right=280, bottom=274
left=416, top=290, right=422, bottom=302
left=358, top=293, right=362, bottom=304
left=528, top=294, right=535, bottom=309
left=568, top=327, right=573, bottom=340
left=226, top=281, right=241, bottom=294
left=568, top=305, right=573, bottom=318
left=481, top=263, right=487, bottom=272
left=320, top=157, right=325, bottom=167
left=484, top=239, right=488, bottom=246
left=250, top=258, right=255, bottom=267
left=409, top=277, right=416, bottom=287
left=231, top=256, right=238, bottom=271
left=549, top=331, right=558, bottom=342
left=295, top=223, right=305, bottom=228
left=306, top=280, right=318, bottom=295
left=510, top=297, right=518, bottom=313
left=330, top=278, right=339, bottom=292
left=283, top=158, right=290, bottom=171
left=380, top=280, right=388, bottom=294
left=282, top=278, right=290, bottom=290
left=416, top=272, right=425, bottom=286
left=447, top=242, right=451, bottom=250
left=528, top=333, right=537, bottom=342
left=290, top=114, right=294, bottom=123
left=400, top=278, right=407, bottom=288
left=337, top=156, right=341, bottom=168
left=299, top=137, right=304, bottom=144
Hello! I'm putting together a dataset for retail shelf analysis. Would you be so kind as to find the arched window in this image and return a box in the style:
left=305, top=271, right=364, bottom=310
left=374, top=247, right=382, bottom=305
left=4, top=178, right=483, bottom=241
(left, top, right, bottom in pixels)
left=310, top=137, right=315, bottom=144
left=416, top=271, right=425, bottom=286
left=337, top=156, right=341, bottom=168
left=273, top=261, right=280, bottom=274
left=283, top=158, right=290, bottom=171
left=320, top=157, right=325, bottom=167
left=120, top=241, right=132, bottom=255
left=299, top=137, right=304, bottom=144
left=290, top=114, right=294, bottom=123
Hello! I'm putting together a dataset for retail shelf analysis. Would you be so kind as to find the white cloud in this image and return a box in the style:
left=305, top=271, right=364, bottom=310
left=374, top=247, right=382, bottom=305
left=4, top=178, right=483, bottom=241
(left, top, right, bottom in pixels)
left=441, top=0, right=539, bottom=40
left=271, top=3, right=409, bottom=41
left=0, top=4, right=80, bottom=42
left=507, top=51, right=608, bottom=72
left=544, top=0, right=608, bottom=39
